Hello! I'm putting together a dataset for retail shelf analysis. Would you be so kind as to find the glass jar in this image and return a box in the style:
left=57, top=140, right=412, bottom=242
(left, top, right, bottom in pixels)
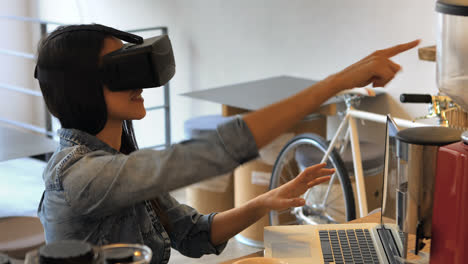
left=436, top=0, right=468, bottom=112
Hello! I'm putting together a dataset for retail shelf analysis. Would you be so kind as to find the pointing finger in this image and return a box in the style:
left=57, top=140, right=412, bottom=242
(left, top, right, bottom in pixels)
left=378, top=39, right=420, bottom=58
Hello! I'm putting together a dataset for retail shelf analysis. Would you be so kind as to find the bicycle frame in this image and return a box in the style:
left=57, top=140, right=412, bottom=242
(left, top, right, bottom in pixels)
left=300, top=96, right=429, bottom=220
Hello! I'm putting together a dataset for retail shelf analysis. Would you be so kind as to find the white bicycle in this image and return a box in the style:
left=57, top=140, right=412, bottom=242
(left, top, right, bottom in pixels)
left=268, top=89, right=461, bottom=226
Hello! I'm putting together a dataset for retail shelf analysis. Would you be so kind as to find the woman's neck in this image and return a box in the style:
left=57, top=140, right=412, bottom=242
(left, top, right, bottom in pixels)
left=96, top=119, right=123, bottom=151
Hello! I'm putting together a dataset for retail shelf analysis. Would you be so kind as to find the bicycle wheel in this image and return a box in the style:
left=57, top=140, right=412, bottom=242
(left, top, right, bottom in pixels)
left=269, top=133, right=355, bottom=226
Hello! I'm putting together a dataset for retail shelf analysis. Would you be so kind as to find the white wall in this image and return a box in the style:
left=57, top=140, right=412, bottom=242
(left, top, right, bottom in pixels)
left=0, top=0, right=43, bottom=129
left=38, top=0, right=440, bottom=143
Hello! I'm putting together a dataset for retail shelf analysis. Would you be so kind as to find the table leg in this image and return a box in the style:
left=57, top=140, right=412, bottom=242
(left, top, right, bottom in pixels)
left=222, top=105, right=249, bottom=117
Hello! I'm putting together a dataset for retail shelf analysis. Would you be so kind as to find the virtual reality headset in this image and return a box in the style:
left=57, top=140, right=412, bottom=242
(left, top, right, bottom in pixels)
left=34, top=24, right=175, bottom=91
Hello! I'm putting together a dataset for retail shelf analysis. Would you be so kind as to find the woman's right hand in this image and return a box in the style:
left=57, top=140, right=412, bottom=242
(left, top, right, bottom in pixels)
left=332, top=39, right=420, bottom=90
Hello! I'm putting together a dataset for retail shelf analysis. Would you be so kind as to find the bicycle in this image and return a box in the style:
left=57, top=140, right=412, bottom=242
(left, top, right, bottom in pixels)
left=268, top=88, right=464, bottom=226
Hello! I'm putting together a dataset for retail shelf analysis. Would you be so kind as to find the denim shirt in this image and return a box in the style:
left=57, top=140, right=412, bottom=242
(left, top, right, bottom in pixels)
left=37, top=117, right=258, bottom=264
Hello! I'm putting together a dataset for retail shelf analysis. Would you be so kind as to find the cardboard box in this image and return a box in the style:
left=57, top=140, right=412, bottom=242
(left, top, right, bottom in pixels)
left=185, top=174, right=234, bottom=214
left=234, top=159, right=272, bottom=246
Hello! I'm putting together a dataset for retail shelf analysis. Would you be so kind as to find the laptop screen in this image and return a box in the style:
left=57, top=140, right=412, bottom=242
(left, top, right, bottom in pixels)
left=381, top=115, right=400, bottom=225
left=375, top=115, right=405, bottom=261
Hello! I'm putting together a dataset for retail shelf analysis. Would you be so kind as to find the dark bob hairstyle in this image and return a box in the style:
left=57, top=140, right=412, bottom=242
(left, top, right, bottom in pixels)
left=36, top=24, right=138, bottom=154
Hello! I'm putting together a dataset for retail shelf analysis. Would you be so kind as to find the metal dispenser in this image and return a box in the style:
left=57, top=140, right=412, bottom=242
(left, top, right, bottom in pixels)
left=395, top=126, right=461, bottom=259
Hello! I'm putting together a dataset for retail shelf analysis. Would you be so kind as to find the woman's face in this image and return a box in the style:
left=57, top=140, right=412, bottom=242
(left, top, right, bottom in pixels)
left=100, top=37, right=146, bottom=122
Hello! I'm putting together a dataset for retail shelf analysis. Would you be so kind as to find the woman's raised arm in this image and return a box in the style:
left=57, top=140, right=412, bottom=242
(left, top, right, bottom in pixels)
left=243, top=39, right=420, bottom=149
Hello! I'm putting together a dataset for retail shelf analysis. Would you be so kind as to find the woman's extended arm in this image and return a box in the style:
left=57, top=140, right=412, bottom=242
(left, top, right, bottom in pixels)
left=243, top=39, right=420, bottom=148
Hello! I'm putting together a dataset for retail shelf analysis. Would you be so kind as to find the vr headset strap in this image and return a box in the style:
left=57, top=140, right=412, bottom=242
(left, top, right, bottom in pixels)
left=34, top=66, right=100, bottom=83
left=36, top=24, right=144, bottom=83
left=46, top=24, right=144, bottom=44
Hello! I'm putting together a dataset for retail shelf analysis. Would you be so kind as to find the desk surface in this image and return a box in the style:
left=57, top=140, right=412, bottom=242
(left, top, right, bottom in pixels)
left=220, top=212, right=431, bottom=264
left=0, top=125, right=57, bottom=162
left=181, top=76, right=345, bottom=111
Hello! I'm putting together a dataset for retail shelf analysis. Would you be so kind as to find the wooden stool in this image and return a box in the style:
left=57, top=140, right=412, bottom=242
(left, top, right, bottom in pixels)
left=0, top=216, right=45, bottom=259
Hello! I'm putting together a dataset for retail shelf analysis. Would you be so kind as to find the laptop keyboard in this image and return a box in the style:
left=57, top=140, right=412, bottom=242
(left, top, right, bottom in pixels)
left=319, top=229, right=380, bottom=264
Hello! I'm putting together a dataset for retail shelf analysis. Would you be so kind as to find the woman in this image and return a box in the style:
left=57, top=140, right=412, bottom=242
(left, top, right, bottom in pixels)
left=35, top=24, right=418, bottom=264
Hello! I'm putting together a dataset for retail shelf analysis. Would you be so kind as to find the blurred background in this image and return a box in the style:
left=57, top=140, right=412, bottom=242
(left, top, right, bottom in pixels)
left=0, top=0, right=438, bottom=146
left=0, top=1, right=441, bottom=263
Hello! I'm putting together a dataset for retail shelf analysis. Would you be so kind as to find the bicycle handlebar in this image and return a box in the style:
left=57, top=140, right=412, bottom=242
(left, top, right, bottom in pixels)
left=400, top=93, right=432, bottom=103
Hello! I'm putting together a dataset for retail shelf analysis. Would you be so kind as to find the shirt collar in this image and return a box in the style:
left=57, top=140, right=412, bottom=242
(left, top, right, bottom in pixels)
left=58, top=128, right=120, bottom=154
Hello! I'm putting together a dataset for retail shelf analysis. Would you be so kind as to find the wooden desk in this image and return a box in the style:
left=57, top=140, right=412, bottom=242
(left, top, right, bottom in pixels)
left=0, top=125, right=57, bottom=162
left=220, top=212, right=431, bottom=264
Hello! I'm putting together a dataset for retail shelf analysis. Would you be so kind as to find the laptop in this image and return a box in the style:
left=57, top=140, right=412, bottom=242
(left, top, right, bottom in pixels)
left=264, top=115, right=403, bottom=264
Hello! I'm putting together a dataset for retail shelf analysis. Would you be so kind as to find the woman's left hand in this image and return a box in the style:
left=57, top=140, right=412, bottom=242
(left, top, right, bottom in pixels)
left=258, top=163, right=333, bottom=212
left=210, top=162, right=333, bottom=245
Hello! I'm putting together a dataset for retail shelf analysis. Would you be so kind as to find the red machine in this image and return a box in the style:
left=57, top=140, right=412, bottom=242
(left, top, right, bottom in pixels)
left=431, top=131, right=468, bottom=264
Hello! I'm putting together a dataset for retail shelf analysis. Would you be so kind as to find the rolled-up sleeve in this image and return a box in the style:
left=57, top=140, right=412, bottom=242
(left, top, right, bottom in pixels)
left=59, top=116, right=259, bottom=217
left=160, top=194, right=226, bottom=257
left=216, top=116, right=259, bottom=164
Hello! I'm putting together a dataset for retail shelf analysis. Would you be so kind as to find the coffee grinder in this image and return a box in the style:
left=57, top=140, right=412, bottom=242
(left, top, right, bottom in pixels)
left=430, top=131, right=468, bottom=264
left=393, top=1, right=468, bottom=263
left=436, top=0, right=468, bottom=113
left=432, top=2, right=468, bottom=263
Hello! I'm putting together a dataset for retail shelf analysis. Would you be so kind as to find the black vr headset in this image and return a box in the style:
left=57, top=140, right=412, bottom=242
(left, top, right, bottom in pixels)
left=34, top=24, right=175, bottom=91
